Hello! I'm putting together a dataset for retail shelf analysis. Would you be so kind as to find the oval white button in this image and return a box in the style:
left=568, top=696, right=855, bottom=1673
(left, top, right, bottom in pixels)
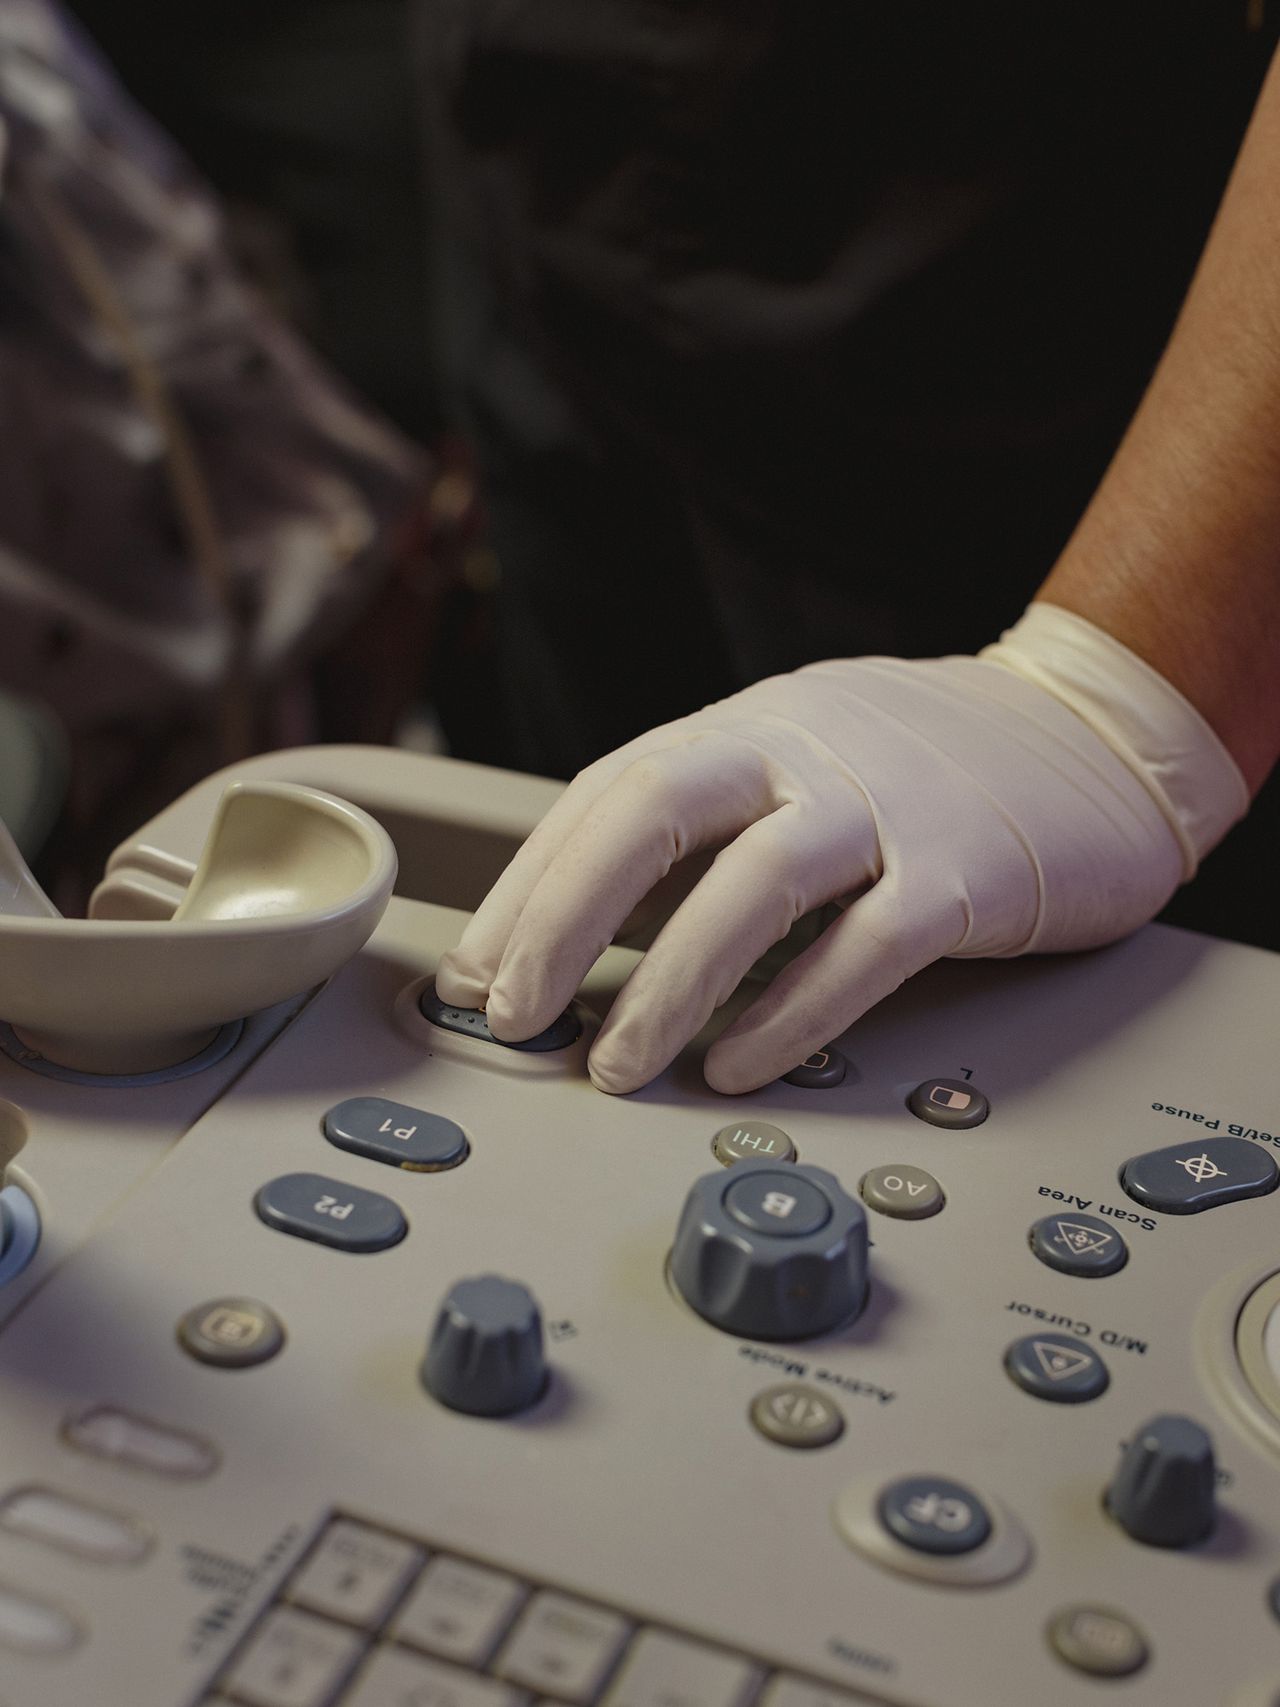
left=63, top=1407, right=219, bottom=1479
left=0, top=1486, right=152, bottom=1564
left=0, top=1581, right=82, bottom=1654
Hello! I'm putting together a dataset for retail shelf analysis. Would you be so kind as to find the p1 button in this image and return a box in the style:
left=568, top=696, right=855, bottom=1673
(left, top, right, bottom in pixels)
left=254, top=1173, right=407, bottom=1253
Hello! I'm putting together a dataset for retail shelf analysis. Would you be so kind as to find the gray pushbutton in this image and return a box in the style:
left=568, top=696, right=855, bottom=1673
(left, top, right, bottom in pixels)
left=1029, top=1212, right=1128, bottom=1277
left=782, top=1047, right=847, bottom=1089
left=1106, top=1413, right=1217, bottom=1547
left=749, top=1384, right=845, bottom=1449
left=178, top=1297, right=285, bottom=1368
left=711, top=1121, right=797, bottom=1168
left=906, top=1078, right=989, bottom=1129
left=859, top=1164, right=944, bottom=1220
left=876, top=1476, right=992, bottom=1556
left=724, top=1171, right=831, bottom=1238
left=324, top=1097, right=468, bottom=1172
left=670, top=1159, right=869, bottom=1341
left=419, top=983, right=582, bottom=1052
left=1004, top=1333, right=1110, bottom=1404
left=1047, top=1605, right=1149, bottom=1678
left=422, top=1275, right=547, bottom=1416
left=1120, top=1135, right=1279, bottom=1214
left=255, top=1173, right=408, bottom=1254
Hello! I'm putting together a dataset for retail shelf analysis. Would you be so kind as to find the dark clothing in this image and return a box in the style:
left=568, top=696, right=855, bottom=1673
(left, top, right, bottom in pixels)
left=419, top=2, right=1280, bottom=949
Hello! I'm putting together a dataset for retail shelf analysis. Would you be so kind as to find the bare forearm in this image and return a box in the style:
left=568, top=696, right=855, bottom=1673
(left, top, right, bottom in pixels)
left=1038, top=47, right=1280, bottom=796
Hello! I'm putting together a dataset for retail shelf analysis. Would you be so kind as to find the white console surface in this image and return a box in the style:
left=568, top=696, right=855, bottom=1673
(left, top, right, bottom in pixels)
left=3, top=785, right=1280, bottom=1707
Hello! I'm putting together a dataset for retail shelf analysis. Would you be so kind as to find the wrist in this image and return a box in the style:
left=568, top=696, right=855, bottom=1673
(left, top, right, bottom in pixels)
left=979, top=601, right=1249, bottom=878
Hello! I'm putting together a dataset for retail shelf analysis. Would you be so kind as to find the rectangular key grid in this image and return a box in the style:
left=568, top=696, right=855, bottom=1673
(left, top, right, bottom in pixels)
left=203, top=1514, right=873, bottom=1707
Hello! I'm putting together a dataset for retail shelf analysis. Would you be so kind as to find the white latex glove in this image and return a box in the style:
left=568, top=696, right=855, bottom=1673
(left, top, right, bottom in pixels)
left=436, top=604, right=1247, bottom=1094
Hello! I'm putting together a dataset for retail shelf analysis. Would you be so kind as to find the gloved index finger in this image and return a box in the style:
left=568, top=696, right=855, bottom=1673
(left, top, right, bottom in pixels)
left=433, top=750, right=635, bottom=1008
left=483, top=733, right=780, bottom=1039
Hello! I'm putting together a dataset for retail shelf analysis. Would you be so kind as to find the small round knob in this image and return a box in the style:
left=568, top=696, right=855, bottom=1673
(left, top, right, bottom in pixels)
left=670, top=1159, right=868, bottom=1340
left=422, top=1275, right=547, bottom=1416
left=1105, top=1414, right=1217, bottom=1547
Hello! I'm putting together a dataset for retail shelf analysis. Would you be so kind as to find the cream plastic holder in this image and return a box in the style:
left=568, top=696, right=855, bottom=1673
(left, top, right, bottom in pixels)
left=0, top=781, right=397, bottom=1074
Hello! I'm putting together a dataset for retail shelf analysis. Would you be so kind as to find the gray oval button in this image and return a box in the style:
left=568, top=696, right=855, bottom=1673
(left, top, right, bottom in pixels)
left=324, top=1098, right=468, bottom=1172
left=254, top=1174, right=407, bottom=1254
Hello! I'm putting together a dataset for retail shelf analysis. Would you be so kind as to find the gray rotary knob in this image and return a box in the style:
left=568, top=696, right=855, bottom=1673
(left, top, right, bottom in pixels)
left=422, top=1275, right=547, bottom=1416
left=1105, top=1414, right=1217, bottom=1547
left=670, top=1158, right=868, bottom=1340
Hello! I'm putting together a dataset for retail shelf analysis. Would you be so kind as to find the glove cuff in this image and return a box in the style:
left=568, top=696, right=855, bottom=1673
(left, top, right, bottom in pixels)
left=980, top=601, right=1249, bottom=879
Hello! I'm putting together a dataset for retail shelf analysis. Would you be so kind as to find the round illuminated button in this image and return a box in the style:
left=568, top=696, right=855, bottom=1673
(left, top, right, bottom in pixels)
left=178, top=1297, right=285, bottom=1369
left=877, top=1476, right=992, bottom=1556
left=907, top=1079, right=989, bottom=1130
left=749, top=1384, right=844, bottom=1449
left=1047, top=1605, right=1148, bottom=1678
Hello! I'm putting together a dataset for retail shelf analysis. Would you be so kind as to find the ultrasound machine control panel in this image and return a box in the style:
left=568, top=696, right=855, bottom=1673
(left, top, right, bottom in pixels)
left=0, top=747, right=1278, bottom=1707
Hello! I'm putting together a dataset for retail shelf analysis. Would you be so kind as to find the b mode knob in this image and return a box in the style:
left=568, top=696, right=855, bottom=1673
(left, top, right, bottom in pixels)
left=671, top=1159, right=868, bottom=1340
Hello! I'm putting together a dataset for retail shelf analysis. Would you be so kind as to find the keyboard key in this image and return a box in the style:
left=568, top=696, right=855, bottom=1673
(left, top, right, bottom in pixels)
left=392, top=1555, right=526, bottom=1666
left=220, top=1606, right=366, bottom=1707
left=287, top=1519, right=426, bottom=1629
left=495, top=1591, right=631, bottom=1702
left=344, top=1645, right=528, bottom=1707
left=603, top=1628, right=762, bottom=1707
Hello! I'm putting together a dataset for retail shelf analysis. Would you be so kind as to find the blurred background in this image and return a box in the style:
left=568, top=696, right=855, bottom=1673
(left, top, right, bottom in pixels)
left=3, top=0, right=1278, bottom=952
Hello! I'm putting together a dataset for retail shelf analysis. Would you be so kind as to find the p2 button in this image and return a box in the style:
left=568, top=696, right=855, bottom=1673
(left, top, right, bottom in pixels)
left=254, top=1173, right=407, bottom=1253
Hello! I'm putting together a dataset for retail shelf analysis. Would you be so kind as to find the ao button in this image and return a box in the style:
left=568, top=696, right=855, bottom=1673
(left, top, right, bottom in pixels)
left=860, top=1165, right=944, bottom=1220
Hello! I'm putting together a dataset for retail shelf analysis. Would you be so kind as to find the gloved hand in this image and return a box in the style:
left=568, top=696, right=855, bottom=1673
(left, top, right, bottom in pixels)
left=436, top=603, right=1247, bottom=1094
